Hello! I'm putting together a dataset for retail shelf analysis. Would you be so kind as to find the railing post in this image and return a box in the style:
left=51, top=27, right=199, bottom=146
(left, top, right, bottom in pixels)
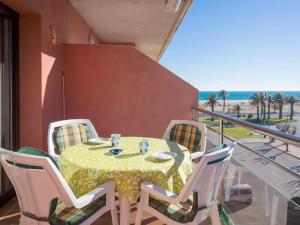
left=192, top=105, right=199, bottom=122
left=219, top=119, right=224, bottom=144
left=192, top=108, right=195, bottom=121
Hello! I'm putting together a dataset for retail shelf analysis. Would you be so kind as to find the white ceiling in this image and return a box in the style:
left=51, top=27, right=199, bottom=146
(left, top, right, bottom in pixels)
left=69, top=0, right=192, bottom=60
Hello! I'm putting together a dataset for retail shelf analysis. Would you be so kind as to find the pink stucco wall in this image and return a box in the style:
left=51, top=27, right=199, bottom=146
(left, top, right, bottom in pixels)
left=4, top=0, right=198, bottom=149
left=4, top=0, right=100, bottom=149
left=64, top=44, right=198, bottom=138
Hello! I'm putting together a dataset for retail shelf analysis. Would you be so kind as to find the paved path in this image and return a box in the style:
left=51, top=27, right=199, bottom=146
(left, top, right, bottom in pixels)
left=242, top=141, right=300, bottom=176
left=207, top=127, right=300, bottom=176
left=205, top=129, right=300, bottom=225
left=207, top=130, right=300, bottom=200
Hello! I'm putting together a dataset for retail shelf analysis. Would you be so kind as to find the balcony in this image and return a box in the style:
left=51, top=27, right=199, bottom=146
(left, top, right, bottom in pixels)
left=0, top=109, right=299, bottom=225
left=0, top=1, right=299, bottom=225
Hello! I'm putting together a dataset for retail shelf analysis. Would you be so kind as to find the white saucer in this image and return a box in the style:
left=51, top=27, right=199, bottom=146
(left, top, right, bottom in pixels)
left=152, top=152, right=177, bottom=160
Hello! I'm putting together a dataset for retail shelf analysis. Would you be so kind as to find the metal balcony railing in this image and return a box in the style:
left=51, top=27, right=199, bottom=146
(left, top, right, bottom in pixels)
left=192, top=106, right=300, bottom=225
left=192, top=106, right=300, bottom=147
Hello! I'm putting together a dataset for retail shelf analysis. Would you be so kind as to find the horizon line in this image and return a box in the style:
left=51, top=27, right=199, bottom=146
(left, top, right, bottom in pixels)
left=199, top=90, right=300, bottom=92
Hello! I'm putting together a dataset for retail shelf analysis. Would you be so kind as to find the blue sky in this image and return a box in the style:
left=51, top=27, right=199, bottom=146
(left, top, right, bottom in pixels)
left=160, top=0, right=300, bottom=91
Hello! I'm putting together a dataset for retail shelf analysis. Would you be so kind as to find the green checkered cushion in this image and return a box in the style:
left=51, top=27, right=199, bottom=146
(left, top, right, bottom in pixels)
left=149, top=192, right=198, bottom=223
left=53, top=124, right=91, bottom=154
left=207, top=144, right=228, bottom=154
left=49, top=195, right=106, bottom=225
left=292, top=197, right=300, bottom=206
left=169, top=124, right=202, bottom=153
left=17, top=147, right=60, bottom=170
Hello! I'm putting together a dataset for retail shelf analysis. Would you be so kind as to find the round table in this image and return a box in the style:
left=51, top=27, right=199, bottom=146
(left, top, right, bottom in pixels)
left=58, top=136, right=193, bottom=225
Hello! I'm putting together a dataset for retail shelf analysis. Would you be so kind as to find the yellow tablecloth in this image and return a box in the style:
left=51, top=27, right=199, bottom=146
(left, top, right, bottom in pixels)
left=58, top=137, right=193, bottom=202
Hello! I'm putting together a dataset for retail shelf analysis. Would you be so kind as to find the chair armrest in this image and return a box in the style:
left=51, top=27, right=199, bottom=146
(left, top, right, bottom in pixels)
left=51, top=153, right=60, bottom=161
left=191, top=151, right=205, bottom=160
left=73, top=181, right=115, bottom=209
left=141, top=182, right=180, bottom=204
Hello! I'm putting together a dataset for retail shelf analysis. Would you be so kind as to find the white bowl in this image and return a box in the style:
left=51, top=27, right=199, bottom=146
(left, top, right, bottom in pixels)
left=152, top=152, right=177, bottom=160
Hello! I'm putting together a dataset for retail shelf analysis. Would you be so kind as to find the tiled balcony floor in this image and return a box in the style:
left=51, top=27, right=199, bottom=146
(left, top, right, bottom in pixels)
left=0, top=197, right=212, bottom=225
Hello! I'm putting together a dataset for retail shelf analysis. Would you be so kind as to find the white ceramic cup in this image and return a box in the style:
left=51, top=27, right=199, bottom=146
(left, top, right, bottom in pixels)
left=139, top=139, right=149, bottom=154
left=111, top=134, right=121, bottom=146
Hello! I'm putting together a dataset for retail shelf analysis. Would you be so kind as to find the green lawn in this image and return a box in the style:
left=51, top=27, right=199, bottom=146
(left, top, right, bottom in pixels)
left=199, top=118, right=221, bottom=125
left=200, top=114, right=296, bottom=139
left=214, top=127, right=263, bottom=139
left=240, top=117, right=296, bottom=124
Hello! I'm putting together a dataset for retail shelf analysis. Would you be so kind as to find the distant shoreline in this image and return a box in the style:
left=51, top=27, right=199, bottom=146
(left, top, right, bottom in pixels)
left=199, top=99, right=300, bottom=114
left=199, top=91, right=300, bottom=101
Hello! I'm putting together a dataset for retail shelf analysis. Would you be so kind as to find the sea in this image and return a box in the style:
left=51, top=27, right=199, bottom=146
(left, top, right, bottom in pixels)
left=199, top=91, right=300, bottom=101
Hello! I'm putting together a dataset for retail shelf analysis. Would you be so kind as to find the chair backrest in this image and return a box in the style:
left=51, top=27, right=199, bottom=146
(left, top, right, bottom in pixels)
left=162, top=120, right=207, bottom=153
left=0, top=148, right=78, bottom=219
left=48, top=119, right=98, bottom=158
left=178, top=143, right=235, bottom=208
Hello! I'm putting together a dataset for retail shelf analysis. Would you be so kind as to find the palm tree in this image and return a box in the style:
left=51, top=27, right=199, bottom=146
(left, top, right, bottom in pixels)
left=203, top=93, right=219, bottom=121
left=259, top=92, right=266, bottom=121
left=272, top=93, right=286, bottom=119
left=286, top=96, right=298, bottom=120
left=272, top=103, right=279, bottom=113
left=233, top=104, right=241, bottom=118
left=266, top=95, right=272, bottom=119
left=250, top=93, right=261, bottom=120
left=219, top=90, right=228, bottom=112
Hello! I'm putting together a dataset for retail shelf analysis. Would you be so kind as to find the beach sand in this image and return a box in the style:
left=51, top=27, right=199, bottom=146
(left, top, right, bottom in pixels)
left=199, top=100, right=300, bottom=115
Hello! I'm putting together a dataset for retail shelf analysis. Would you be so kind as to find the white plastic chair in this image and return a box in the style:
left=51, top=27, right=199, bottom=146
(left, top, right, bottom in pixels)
left=162, top=120, right=207, bottom=160
left=135, top=143, right=236, bottom=225
left=0, top=148, right=118, bottom=225
left=48, top=119, right=99, bottom=160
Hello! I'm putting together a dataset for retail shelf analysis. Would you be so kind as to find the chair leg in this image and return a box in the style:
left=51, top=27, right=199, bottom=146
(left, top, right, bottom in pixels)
left=108, top=189, right=119, bottom=225
left=210, top=202, right=221, bottom=225
left=135, top=201, right=143, bottom=225
left=111, top=206, right=119, bottom=225
left=135, top=191, right=149, bottom=225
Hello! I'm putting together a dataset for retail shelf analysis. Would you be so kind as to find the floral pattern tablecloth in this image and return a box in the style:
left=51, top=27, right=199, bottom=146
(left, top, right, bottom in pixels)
left=58, top=137, right=193, bottom=202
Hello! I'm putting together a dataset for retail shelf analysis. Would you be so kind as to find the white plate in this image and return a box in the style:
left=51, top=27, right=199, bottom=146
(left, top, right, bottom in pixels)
left=88, top=137, right=110, bottom=144
left=152, top=152, right=177, bottom=160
